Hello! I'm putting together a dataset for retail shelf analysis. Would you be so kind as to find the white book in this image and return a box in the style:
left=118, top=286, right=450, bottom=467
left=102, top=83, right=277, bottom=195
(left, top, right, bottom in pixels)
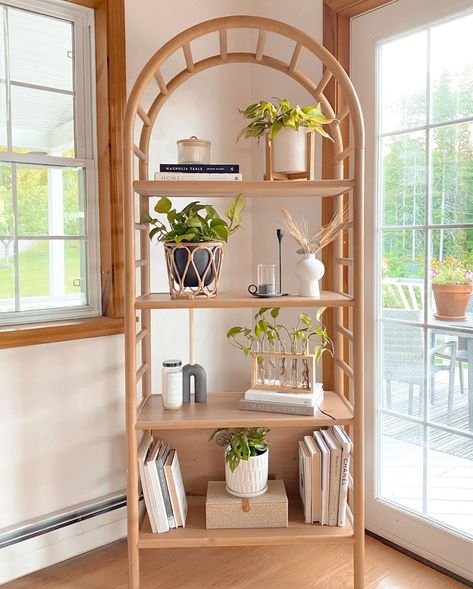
left=321, top=429, right=342, bottom=526
left=145, top=440, right=170, bottom=533
left=137, top=432, right=158, bottom=533
left=313, top=430, right=330, bottom=525
left=298, top=441, right=312, bottom=523
left=164, top=449, right=188, bottom=528
left=244, top=385, right=323, bottom=407
left=331, top=426, right=352, bottom=527
left=154, top=172, right=242, bottom=181
left=304, top=435, right=322, bottom=524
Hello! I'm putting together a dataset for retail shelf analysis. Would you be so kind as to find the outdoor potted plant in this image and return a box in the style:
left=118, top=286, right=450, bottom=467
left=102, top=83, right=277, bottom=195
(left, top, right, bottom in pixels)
left=209, top=427, right=270, bottom=497
left=281, top=205, right=350, bottom=297
left=141, top=194, right=245, bottom=298
left=238, top=98, right=334, bottom=175
left=226, top=307, right=333, bottom=393
left=431, top=257, right=473, bottom=320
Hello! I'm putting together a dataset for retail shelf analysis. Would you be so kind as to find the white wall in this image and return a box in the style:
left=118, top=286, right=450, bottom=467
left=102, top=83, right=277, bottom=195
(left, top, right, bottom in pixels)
left=0, top=0, right=324, bottom=580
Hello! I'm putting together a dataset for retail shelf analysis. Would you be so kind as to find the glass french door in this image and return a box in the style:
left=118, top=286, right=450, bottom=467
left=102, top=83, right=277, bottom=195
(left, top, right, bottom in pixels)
left=351, top=0, right=473, bottom=581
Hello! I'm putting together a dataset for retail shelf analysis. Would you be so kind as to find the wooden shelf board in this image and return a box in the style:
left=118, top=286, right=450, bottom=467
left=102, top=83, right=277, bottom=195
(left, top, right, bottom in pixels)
left=133, top=179, right=355, bottom=198
left=138, top=495, right=354, bottom=548
left=136, top=391, right=353, bottom=430
left=135, top=291, right=354, bottom=310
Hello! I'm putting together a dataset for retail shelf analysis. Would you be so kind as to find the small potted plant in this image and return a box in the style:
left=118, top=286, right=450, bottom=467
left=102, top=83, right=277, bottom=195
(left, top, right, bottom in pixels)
left=238, top=98, right=334, bottom=175
left=209, top=427, right=270, bottom=497
left=227, top=307, right=332, bottom=392
left=281, top=205, right=350, bottom=297
left=141, top=194, right=245, bottom=298
left=431, top=257, right=473, bottom=320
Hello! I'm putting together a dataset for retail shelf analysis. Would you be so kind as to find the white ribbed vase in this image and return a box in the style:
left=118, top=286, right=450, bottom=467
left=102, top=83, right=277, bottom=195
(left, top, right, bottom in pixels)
left=225, top=450, right=269, bottom=498
left=294, top=253, right=325, bottom=297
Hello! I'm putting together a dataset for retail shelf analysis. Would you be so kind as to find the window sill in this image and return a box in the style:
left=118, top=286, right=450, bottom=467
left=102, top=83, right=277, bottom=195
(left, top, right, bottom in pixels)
left=0, top=316, right=124, bottom=349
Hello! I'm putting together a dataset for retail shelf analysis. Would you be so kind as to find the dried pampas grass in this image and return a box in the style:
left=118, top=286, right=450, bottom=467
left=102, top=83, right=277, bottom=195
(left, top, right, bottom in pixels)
left=281, top=205, right=351, bottom=254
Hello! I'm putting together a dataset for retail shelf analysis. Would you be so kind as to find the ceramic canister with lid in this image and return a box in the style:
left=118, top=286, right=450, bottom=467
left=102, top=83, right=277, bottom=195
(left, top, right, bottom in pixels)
left=177, top=136, right=211, bottom=164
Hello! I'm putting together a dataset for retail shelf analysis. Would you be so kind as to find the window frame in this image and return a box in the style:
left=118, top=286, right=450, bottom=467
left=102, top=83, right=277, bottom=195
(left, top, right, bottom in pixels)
left=0, top=0, right=125, bottom=347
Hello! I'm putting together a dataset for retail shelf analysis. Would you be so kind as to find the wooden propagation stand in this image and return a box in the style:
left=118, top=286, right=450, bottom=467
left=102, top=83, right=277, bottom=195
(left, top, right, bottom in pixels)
left=123, top=15, right=365, bottom=589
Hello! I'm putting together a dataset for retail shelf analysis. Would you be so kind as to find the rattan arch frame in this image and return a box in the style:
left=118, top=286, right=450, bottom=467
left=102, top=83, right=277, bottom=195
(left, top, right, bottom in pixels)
left=123, top=15, right=365, bottom=589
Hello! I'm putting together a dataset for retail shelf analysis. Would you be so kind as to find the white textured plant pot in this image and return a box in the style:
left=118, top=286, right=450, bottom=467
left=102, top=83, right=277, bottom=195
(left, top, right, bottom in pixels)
left=294, top=253, right=325, bottom=297
left=272, top=127, right=308, bottom=174
left=225, top=450, right=269, bottom=498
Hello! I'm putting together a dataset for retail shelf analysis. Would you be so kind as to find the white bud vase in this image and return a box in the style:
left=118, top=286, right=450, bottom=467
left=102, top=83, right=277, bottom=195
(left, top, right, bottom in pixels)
left=294, top=253, right=325, bottom=297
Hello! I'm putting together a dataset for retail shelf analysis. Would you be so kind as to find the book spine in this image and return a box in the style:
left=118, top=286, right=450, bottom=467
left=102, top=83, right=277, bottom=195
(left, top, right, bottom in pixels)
left=244, top=391, right=322, bottom=406
left=160, top=164, right=239, bottom=173
left=328, top=450, right=341, bottom=526
left=154, top=172, right=242, bottom=181
left=156, top=459, right=176, bottom=528
left=239, top=399, right=315, bottom=416
left=338, top=453, right=350, bottom=527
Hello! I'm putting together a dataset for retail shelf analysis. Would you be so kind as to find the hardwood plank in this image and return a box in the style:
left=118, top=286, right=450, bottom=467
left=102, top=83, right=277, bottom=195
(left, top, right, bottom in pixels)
left=135, top=291, right=354, bottom=310
left=133, top=179, right=355, bottom=198
left=138, top=496, right=354, bottom=548
left=2, top=535, right=466, bottom=589
left=136, top=391, right=353, bottom=430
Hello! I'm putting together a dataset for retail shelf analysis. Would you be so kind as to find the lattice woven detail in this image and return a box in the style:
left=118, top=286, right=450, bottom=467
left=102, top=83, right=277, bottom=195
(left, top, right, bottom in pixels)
left=164, top=241, right=224, bottom=299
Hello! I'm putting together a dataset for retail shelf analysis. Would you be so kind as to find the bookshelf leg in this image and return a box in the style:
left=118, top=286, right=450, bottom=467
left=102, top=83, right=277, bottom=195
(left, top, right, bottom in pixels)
left=128, top=539, right=140, bottom=589
left=353, top=537, right=365, bottom=588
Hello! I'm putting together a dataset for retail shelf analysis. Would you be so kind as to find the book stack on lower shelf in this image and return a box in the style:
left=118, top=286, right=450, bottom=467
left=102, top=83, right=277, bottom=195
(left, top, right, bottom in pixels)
left=138, top=432, right=188, bottom=533
left=155, top=163, right=242, bottom=181
left=299, top=426, right=352, bottom=526
left=239, top=383, right=325, bottom=416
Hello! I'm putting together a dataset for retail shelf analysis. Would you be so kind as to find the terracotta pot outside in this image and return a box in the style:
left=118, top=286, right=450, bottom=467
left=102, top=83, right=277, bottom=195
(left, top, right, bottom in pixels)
left=432, top=284, right=473, bottom=320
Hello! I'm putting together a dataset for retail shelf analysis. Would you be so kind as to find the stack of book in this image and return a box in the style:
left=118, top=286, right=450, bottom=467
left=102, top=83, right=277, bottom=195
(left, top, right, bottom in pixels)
left=137, top=432, right=188, bottom=533
left=298, top=426, right=352, bottom=526
left=155, top=163, right=242, bottom=181
left=239, top=383, right=324, bottom=416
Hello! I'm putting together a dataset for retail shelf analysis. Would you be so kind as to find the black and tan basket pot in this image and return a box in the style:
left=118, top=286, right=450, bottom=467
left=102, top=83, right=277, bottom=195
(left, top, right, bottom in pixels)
left=164, top=241, right=224, bottom=299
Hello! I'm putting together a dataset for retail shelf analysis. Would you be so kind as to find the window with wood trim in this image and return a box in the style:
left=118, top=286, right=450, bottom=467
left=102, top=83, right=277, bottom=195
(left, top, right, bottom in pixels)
left=0, top=0, right=100, bottom=325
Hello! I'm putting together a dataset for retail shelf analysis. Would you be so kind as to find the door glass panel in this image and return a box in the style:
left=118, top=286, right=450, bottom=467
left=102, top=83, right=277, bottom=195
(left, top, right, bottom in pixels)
left=382, top=230, right=424, bottom=318
left=379, top=31, right=427, bottom=133
left=380, top=414, right=424, bottom=514
left=430, top=12, right=473, bottom=123
left=382, top=131, right=426, bottom=227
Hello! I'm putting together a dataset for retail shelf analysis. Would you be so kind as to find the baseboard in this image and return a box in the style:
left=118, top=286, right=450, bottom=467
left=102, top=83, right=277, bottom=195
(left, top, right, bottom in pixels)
left=366, top=526, right=473, bottom=586
left=0, top=505, right=127, bottom=584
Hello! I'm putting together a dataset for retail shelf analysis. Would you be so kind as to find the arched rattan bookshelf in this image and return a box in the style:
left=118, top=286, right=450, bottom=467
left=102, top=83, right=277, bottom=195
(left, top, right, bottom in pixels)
left=123, top=15, right=365, bottom=589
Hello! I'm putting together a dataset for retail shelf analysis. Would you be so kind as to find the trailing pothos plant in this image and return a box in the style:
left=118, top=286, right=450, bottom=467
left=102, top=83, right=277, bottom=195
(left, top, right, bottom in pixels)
left=209, top=427, right=270, bottom=472
left=140, top=193, right=245, bottom=243
left=238, top=98, right=334, bottom=143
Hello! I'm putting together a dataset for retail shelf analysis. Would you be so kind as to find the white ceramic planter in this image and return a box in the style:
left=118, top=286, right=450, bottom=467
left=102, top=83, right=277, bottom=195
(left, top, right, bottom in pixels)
left=294, top=253, right=325, bottom=297
left=272, top=127, right=308, bottom=174
left=225, top=449, right=269, bottom=498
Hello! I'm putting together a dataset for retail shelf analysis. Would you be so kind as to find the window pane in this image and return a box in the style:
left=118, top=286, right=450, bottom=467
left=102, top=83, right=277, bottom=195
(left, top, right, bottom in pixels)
left=18, top=238, right=87, bottom=311
left=0, top=253, right=15, bottom=312
left=431, top=13, right=473, bottom=124
left=381, top=322, right=425, bottom=417
left=17, top=165, right=86, bottom=236
left=428, top=329, right=472, bottom=433
left=431, top=122, right=473, bottom=225
left=11, top=85, right=74, bottom=157
left=427, top=428, right=473, bottom=537
left=380, top=31, right=427, bottom=133
left=379, top=414, right=424, bottom=514
left=382, top=230, right=424, bottom=316
left=8, top=7, right=74, bottom=91
left=382, top=132, right=426, bottom=226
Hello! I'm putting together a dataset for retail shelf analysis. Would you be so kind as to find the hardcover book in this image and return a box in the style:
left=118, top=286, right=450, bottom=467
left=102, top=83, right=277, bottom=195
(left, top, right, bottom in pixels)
left=154, top=172, right=242, bottom=181
left=239, top=399, right=317, bottom=416
left=303, top=435, right=322, bottom=524
left=145, top=439, right=170, bottom=533
left=331, top=425, right=352, bottom=527
left=298, top=440, right=312, bottom=523
left=321, top=429, right=342, bottom=526
left=244, top=385, right=323, bottom=407
left=160, top=163, right=239, bottom=173
left=164, top=449, right=188, bottom=527
left=313, top=430, right=330, bottom=525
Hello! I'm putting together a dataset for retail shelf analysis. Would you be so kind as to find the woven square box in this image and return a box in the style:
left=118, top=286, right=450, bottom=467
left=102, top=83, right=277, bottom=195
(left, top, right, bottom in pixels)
left=206, top=480, right=288, bottom=529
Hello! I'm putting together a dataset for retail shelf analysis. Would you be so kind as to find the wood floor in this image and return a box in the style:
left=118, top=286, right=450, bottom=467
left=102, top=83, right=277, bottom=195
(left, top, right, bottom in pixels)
left=3, top=535, right=467, bottom=589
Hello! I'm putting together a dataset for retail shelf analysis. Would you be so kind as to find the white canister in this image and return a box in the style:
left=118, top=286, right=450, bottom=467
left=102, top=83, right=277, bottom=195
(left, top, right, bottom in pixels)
left=177, top=136, right=210, bottom=164
left=162, top=359, right=183, bottom=410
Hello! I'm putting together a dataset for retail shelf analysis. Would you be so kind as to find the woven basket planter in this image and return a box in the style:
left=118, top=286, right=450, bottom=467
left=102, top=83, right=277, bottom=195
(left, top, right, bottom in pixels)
left=164, top=241, right=224, bottom=299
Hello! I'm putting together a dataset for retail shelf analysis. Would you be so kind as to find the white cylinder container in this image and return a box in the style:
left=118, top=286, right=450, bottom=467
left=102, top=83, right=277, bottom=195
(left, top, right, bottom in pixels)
left=225, top=449, right=269, bottom=498
left=272, top=127, right=308, bottom=174
left=294, top=253, right=325, bottom=297
left=162, top=359, right=183, bottom=410
left=177, top=136, right=210, bottom=164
